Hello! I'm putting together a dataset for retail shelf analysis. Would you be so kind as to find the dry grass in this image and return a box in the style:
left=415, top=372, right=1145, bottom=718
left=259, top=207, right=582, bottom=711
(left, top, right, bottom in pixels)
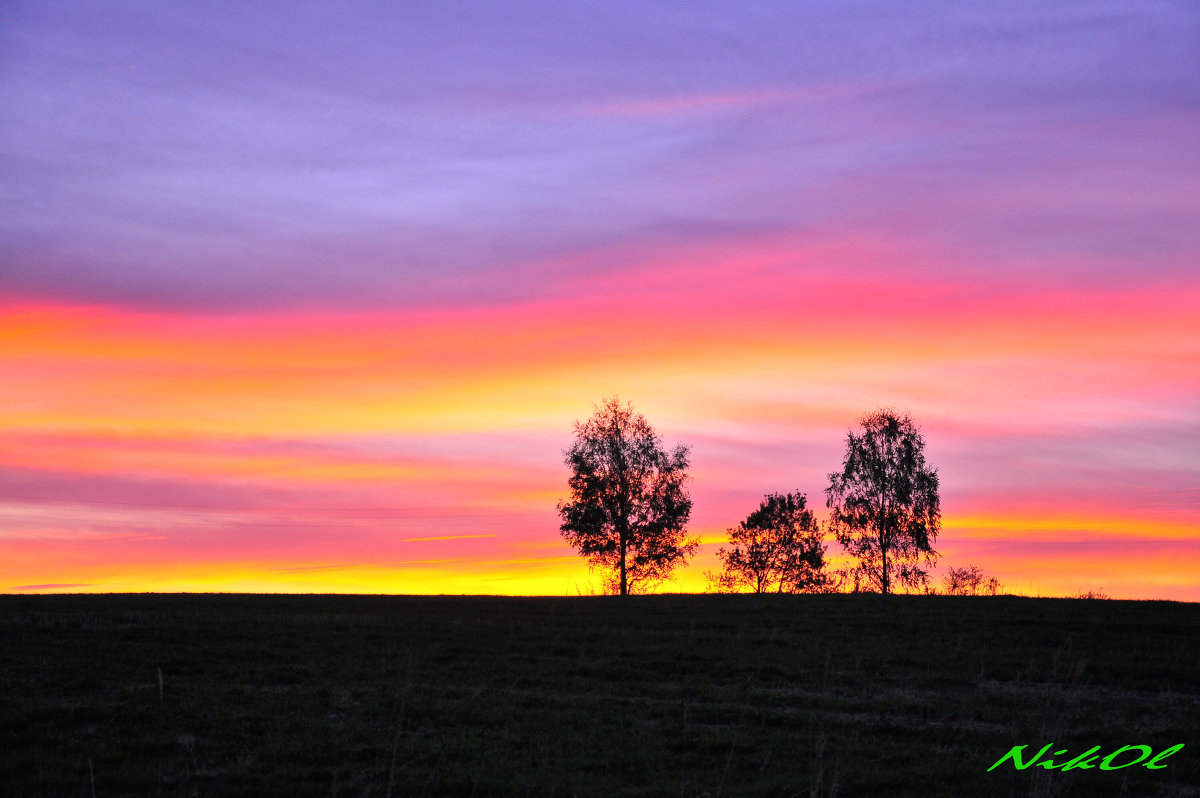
left=0, top=593, right=1196, bottom=797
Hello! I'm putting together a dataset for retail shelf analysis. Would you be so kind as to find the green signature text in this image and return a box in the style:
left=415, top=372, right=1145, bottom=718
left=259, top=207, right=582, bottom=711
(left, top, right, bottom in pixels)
left=988, top=743, right=1185, bottom=772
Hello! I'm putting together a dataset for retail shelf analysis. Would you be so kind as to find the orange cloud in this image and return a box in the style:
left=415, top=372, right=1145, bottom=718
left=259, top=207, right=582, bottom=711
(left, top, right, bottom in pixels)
left=2, top=240, right=1196, bottom=598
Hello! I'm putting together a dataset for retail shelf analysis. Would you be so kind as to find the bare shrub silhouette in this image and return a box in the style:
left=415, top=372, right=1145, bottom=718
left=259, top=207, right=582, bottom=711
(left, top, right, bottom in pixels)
left=942, top=565, right=1002, bottom=596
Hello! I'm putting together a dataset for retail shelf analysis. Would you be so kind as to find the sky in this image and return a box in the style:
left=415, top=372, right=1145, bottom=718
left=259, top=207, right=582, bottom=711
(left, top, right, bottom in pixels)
left=2, top=0, right=1197, bottom=599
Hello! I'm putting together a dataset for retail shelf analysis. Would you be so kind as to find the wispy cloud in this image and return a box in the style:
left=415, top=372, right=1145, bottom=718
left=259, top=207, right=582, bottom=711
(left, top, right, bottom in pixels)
left=402, top=535, right=498, bottom=543
left=582, top=83, right=878, bottom=118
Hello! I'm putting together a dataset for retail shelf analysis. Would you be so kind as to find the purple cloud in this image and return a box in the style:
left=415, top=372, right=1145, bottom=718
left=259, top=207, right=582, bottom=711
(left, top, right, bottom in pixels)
left=2, top=0, right=1196, bottom=309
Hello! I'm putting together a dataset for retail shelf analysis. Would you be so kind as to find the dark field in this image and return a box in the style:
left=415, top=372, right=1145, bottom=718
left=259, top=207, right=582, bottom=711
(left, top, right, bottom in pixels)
left=1, top=594, right=1196, bottom=797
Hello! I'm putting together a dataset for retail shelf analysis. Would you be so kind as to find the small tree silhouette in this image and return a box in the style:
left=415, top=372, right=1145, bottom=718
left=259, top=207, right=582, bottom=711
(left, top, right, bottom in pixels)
left=707, top=492, right=829, bottom=593
left=826, top=409, right=941, bottom=595
left=558, top=397, right=697, bottom=596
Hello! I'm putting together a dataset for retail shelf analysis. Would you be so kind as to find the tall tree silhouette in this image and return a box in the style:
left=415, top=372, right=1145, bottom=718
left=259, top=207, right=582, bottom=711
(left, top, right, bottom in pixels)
left=826, top=410, right=940, bottom=595
left=708, top=492, right=828, bottom=593
left=558, top=397, right=696, bottom=596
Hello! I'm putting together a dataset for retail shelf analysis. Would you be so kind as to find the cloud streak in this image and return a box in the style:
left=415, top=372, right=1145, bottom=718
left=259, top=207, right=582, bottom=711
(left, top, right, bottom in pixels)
left=3, top=1, right=1196, bottom=309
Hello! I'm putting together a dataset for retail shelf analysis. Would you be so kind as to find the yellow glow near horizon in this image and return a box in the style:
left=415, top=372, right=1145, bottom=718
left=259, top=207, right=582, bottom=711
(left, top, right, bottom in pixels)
left=3, top=285, right=1197, bottom=601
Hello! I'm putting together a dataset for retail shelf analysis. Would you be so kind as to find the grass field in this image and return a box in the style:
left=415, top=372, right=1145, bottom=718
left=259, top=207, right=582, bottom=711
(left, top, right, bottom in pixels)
left=1, top=593, right=1196, bottom=797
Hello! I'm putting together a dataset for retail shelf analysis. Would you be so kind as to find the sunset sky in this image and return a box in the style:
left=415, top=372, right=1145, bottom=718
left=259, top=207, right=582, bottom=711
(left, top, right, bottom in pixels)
left=2, top=1, right=1197, bottom=599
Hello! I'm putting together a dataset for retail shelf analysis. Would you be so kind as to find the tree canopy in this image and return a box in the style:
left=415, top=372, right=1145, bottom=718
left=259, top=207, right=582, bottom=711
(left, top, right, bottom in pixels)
left=826, top=409, right=941, bottom=595
left=708, top=492, right=829, bottom=593
left=557, top=397, right=697, bottom=596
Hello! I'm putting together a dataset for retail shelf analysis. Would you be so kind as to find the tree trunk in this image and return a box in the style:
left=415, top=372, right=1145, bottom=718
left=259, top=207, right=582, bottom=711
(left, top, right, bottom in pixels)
left=881, top=541, right=889, bottom=595
left=619, top=531, right=627, bottom=596
left=880, top=480, right=890, bottom=595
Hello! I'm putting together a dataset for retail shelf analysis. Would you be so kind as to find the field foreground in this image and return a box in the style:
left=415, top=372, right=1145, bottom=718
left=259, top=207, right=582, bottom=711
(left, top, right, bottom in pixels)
left=1, top=593, right=1197, bottom=797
